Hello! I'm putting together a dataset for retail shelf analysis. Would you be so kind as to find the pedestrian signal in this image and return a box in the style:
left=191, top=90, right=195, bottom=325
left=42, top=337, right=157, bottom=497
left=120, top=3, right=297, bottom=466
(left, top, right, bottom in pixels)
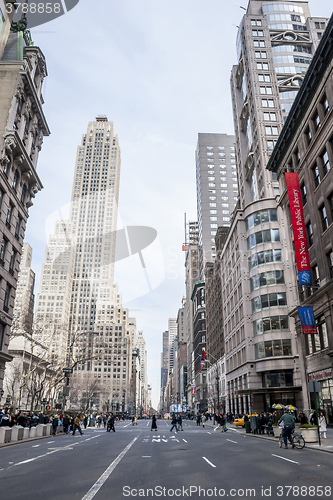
left=46, top=405, right=50, bottom=410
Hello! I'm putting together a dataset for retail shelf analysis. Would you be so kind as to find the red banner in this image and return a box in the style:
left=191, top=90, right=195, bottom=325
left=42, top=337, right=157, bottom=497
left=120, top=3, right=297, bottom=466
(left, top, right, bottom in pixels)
left=285, top=172, right=311, bottom=285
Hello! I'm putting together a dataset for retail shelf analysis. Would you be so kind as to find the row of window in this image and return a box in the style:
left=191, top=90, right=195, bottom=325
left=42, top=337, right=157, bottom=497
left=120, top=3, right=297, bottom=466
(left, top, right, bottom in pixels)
left=263, top=3, right=304, bottom=14
left=248, top=248, right=282, bottom=270
left=252, top=292, right=287, bottom=313
left=255, top=339, right=292, bottom=359
left=306, top=315, right=328, bottom=355
left=250, top=270, right=285, bottom=291
left=246, top=209, right=278, bottom=230
left=253, top=315, right=289, bottom=335
left=247, top=228, right=280, bottom=250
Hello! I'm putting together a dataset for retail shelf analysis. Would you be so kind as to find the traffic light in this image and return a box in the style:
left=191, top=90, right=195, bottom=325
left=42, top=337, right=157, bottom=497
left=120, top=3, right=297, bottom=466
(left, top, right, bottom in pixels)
left=45, top=405, right=50, bottom=410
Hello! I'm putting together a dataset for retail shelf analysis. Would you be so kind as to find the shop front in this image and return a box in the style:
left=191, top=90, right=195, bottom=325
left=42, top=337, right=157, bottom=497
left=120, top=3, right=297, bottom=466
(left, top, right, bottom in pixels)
left=308, top=369, right=333, bottom=425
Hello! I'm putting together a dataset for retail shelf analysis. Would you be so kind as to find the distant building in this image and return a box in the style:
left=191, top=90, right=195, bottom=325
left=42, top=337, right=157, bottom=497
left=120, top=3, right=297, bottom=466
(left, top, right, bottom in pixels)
left=195, top=133, right=238, bottom=278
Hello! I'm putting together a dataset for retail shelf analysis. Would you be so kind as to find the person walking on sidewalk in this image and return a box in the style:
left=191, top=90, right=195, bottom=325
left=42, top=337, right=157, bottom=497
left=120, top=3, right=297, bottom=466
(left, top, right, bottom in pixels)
left=319, top=411, right=327, bottom=439
left=72, top=415, right=84, bottom=435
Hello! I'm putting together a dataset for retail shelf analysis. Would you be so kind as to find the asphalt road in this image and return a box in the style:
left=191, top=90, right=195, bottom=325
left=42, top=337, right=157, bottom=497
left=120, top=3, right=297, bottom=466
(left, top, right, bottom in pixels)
left=1, top=420, right=333, bottom=500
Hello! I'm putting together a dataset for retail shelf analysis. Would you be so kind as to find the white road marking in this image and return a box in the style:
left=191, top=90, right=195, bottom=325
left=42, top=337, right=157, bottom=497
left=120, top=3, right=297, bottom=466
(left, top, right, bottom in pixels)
left=175, top=439, right=179, bottom=442
left=183, top=439, right=187, bottom=443
left=11, top=435, right=102, bottom=469
left=142, top=456, right=151, bottom=458
left=207, top=432, right=211, bottom=434
left=272, top=454, right=299, bottom=464
left=214, top=426, right=219, bottom=431
left=81, top=435, right=139, bottom=500
left=202, top=457, right=216, bottom=468
left=32, top=445, right=40, bottom=448
left=152, top=439, right=160, bottom=442
left=47, top=441, right=55, bottom=444
left=227, top=439, right=237, bottom=444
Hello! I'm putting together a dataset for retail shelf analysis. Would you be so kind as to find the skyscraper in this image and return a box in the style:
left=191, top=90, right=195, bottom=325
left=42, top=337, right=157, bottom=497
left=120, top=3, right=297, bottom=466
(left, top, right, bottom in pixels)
left=222, top=0, right=329, bottom=413
left=35, top=117, right=136, bottom=410
left=195, top=133, right=238, bottom=278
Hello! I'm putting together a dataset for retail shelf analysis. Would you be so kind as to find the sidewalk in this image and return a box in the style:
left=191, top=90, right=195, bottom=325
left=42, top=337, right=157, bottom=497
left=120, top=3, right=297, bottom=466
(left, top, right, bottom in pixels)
left=205, top=421, right=333, bottom=454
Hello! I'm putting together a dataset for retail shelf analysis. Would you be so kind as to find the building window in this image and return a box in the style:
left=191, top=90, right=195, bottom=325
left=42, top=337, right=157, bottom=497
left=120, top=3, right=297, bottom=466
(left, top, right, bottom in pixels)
left=321, top=149, right=331, bottom=176
left=319, top=205, right=329, bottom=232
left=300, top=183, right=307, bottom=206
left=21, top=184, right=27, bottom=204
left=265, top=126, right=278, bottom=135
left=246, top=209, right=278, bottom=229
left=306, top=222, right=313, bottom=247
left=312, top=164, right=320, bottom=188
left=260, top=86, right=273, bottom=95
left=262, top=99, right=274, bottom=107
left=255, top=339, right=292, bottom=359
left=248, top=248, right=282, bottom=271
left=321, top=94, right=329, bottom=115
left=329, top=192, right=333, bottom=223
left=313, top=111, right=321, bottom=132
left=306, top=315, right=329, bottom=355
left=264, top=112, right=277, bottom=121
left=327, top=251, right=333, bottom=279
left=15, top=215, right=22, bottom=240
left=0, top=238, right=7, bottom=266
left=9, top=250, right=16, bottom=276
left=252, top=292, right=287, bottom=313
left=253, top=315, right=289, bottom=335
left=4, top=283, right=11, bottom=313
left=262, top=371, right=293, bottom=388
left=6, top=204, right=13, bottom=228
left=312, top=264, right=320, bottom=287
left=305, top=126, right=312, bottom=145
left=250, top=270, right=285, bottom=291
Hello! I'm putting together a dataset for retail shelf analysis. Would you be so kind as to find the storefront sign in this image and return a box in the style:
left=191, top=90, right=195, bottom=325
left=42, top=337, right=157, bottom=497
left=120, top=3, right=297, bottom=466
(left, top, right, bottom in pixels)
left=285, top=172, right=311, bottom=285
left=191, top=383, right=196, bottom=396
left=298, top=307, right=317, bottom=335
left=308, top=369, right=332, bottom=382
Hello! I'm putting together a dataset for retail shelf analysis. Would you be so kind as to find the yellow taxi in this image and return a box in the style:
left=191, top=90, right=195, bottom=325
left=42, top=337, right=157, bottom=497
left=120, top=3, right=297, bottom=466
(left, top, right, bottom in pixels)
left=233, top=414, right=258, bottom=427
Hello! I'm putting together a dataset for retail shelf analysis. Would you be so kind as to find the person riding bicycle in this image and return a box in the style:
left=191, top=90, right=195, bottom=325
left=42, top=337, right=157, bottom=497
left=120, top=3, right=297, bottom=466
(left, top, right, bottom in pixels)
left=278, top=411, right=296, bottom=448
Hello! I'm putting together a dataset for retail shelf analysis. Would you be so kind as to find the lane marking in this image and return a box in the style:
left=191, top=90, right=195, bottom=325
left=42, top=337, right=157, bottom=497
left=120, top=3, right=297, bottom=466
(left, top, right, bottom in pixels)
left=12, top=435, right=102, bottom=469
left=207, top=432, right=211, bottom=434
left=227, top=439, right=237, bottom=444
left=142, top=456, right=151, bottom=458
left=183, top=439, right=187, bottom=443
left=202, top=457, right=216, bottom=468
left=214, top=426, right=219, bottom=432
left=81, top=435, right=139, bottom=500
left=47, top=441, right=55, bottom=444
left=32, top=445, right=40, bottom=448
left=272, top=454, right=299, bottom=464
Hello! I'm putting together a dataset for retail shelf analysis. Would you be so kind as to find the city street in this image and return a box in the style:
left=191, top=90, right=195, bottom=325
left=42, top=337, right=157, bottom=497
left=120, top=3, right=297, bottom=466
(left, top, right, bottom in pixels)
left=1, top=420, right=333, bottom=500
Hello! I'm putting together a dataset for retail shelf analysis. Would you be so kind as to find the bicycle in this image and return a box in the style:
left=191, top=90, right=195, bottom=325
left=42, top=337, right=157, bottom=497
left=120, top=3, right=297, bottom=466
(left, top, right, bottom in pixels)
left=279, top=428, right=305, bottom=449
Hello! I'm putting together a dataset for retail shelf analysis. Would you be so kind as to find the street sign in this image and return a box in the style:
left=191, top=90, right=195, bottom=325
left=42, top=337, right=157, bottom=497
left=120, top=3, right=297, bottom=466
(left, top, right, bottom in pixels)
left=63, top=368, right=73, bottom=374
left=41, top=400, right=49, bottom=405
left=307, top=380, right=321, bottom=393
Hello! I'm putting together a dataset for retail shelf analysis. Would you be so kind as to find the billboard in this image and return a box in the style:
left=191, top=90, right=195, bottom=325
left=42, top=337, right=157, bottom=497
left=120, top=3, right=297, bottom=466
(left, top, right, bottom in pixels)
left=285, top=172, right=311, bottom=285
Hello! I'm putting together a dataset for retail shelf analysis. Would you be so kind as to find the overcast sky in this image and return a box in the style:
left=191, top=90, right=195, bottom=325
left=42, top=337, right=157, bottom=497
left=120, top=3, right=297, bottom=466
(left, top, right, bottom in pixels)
left=26, top=0, right=333, bottom=409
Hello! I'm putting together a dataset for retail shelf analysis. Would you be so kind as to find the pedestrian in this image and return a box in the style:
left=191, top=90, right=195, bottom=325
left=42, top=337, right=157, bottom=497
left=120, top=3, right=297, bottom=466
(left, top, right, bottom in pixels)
left=196, top=414, right=201, bottom=426
left=319, top=411, right=327, bottom=439
left=170, top=414, right=178, bottom=432
left=72, top=414, right=84, bottom=435
left=63, top=414, right=70, bottom=434
left=177, top=414, right=183, bottom=431
left=220, top=414, right=228, bottom=432
left=151, top=414, right=157, bottom=431
left=52, top=414, right=59, bottom=436
left=107, top=413, right=116, bottom=432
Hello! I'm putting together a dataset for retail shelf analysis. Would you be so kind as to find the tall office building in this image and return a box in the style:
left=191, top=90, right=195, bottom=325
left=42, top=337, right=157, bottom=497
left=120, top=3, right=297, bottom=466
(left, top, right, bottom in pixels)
left=222, top=0, right=329, bottom=413
left=195, top=133, right=238, bottom=278
left=35, top=118, right=135, bottom=410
